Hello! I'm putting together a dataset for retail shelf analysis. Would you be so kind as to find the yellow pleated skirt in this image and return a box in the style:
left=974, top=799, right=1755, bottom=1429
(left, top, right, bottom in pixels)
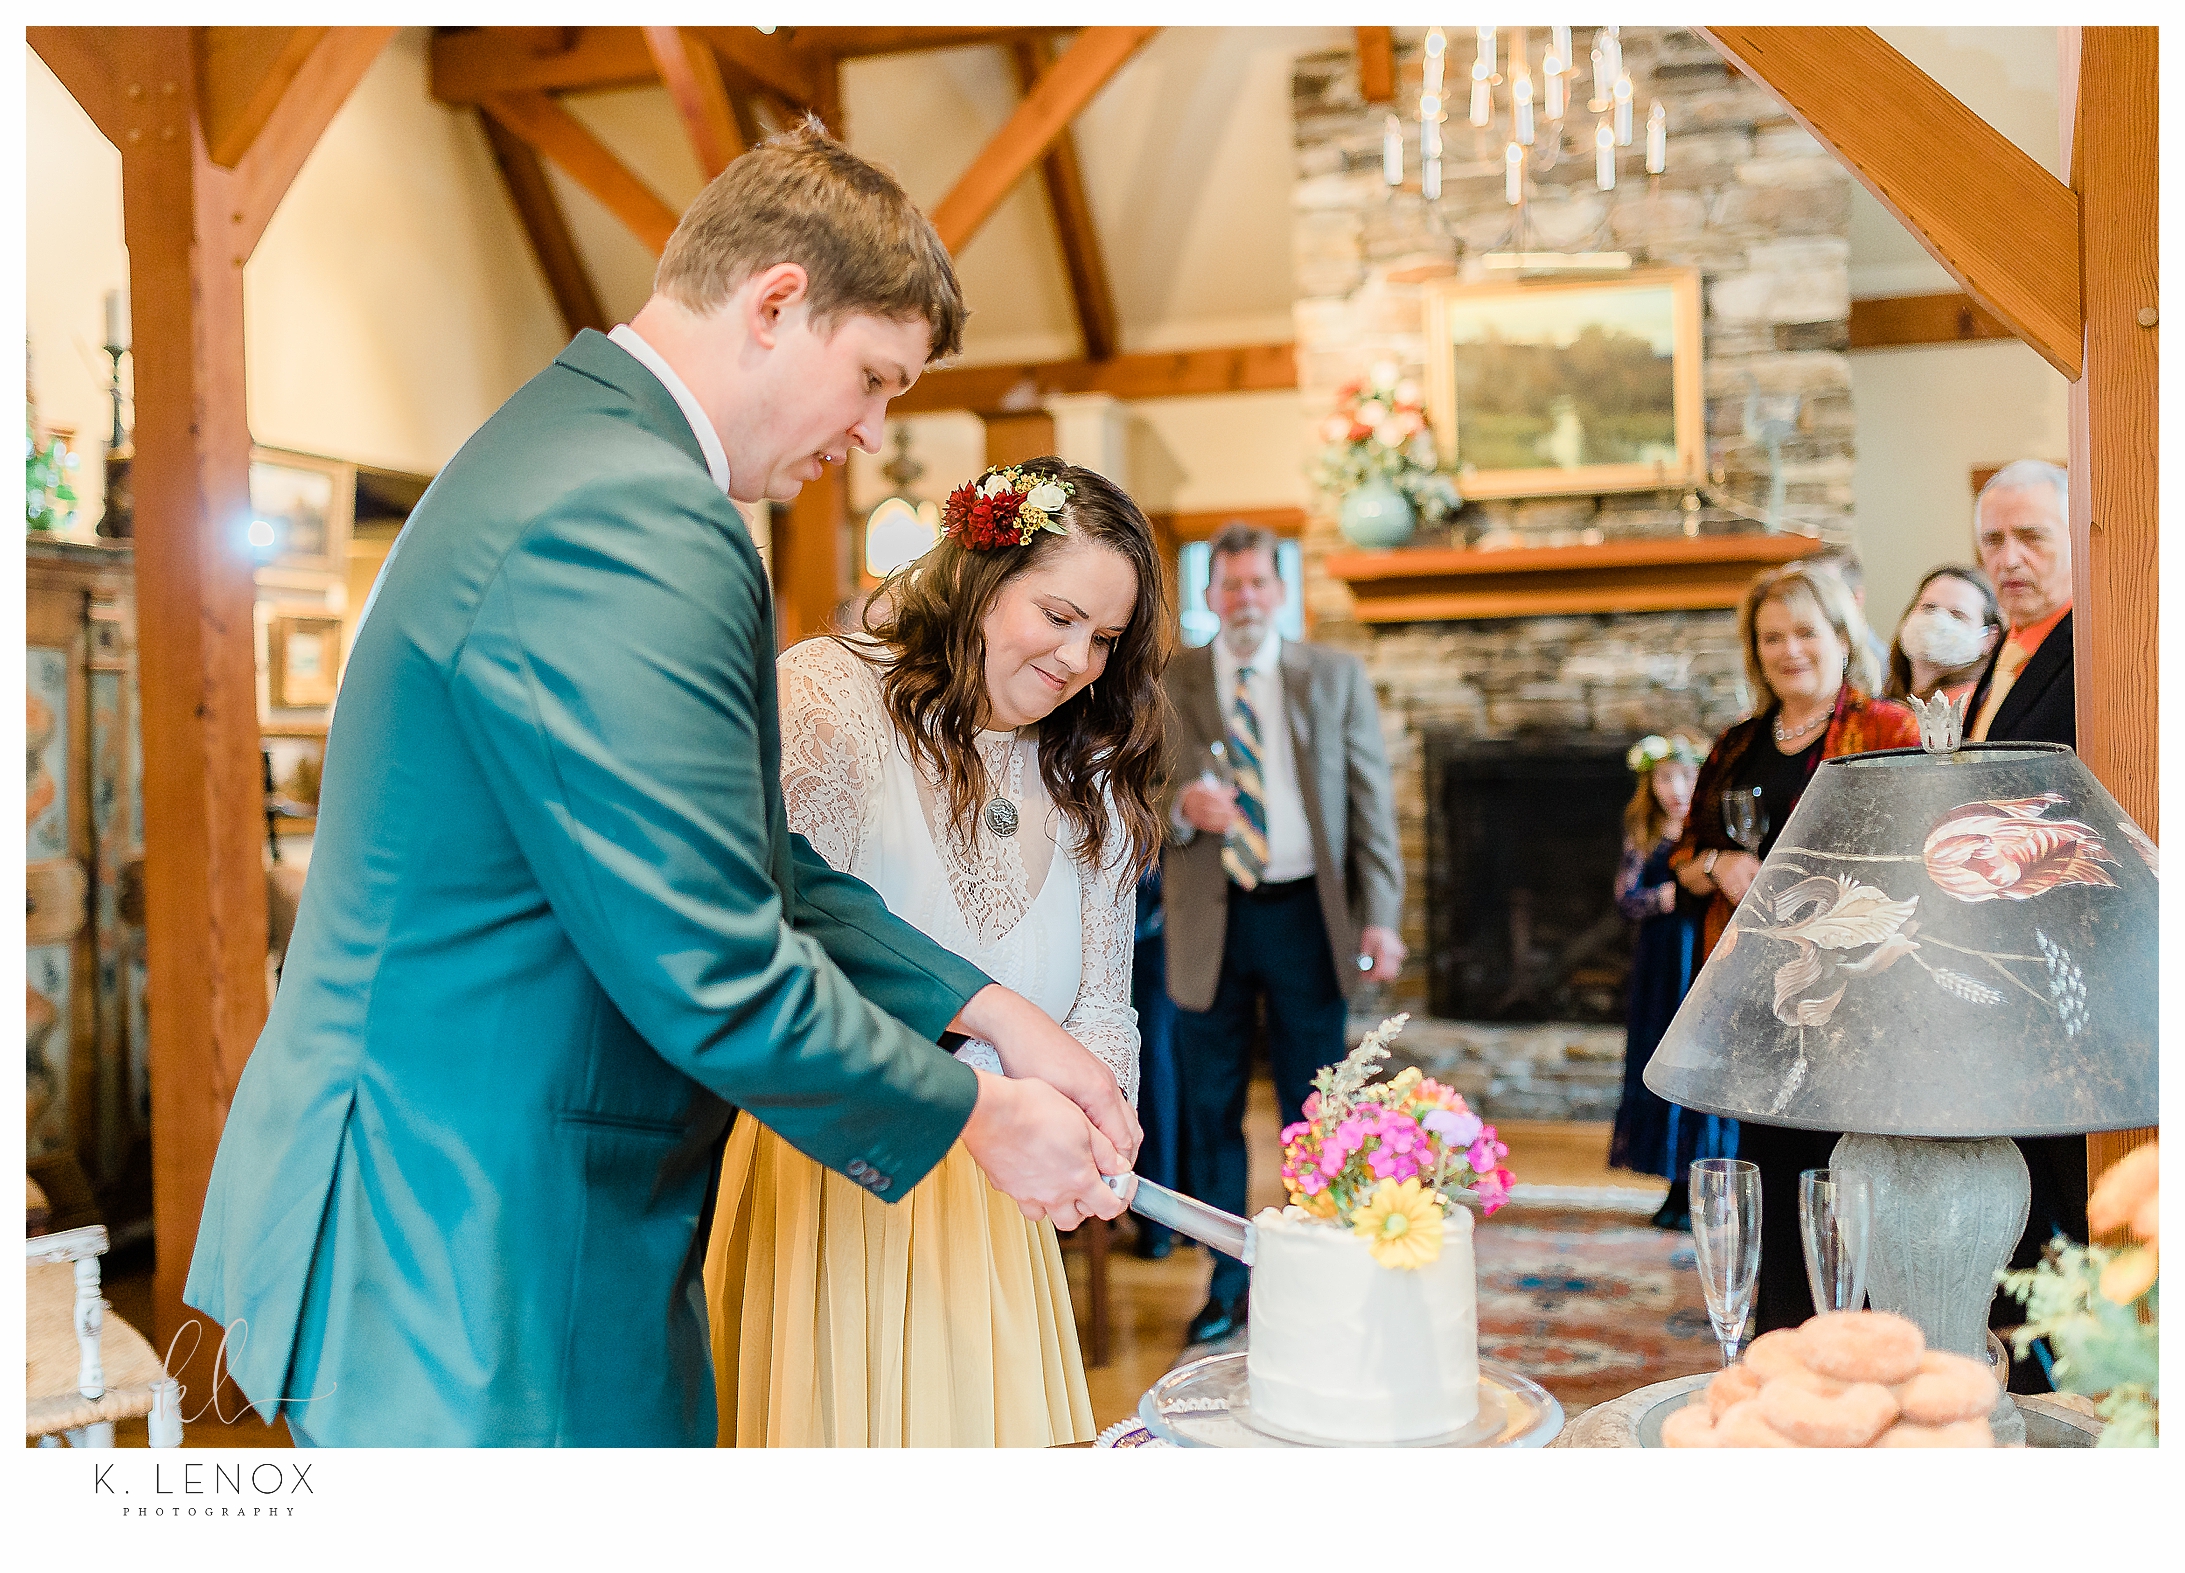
left=702, top=1117, right=1095, bottom=1447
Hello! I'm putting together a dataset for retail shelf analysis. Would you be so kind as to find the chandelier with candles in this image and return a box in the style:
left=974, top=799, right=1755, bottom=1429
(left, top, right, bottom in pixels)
left=1385, top=26, right=1666, bottom=209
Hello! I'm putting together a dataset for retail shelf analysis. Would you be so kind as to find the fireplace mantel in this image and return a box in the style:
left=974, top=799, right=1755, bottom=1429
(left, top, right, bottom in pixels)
left=1323, top=533, right=1825, bottom=623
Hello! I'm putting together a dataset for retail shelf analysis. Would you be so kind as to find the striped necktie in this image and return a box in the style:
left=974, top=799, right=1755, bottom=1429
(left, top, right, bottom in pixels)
left=1222, top=666, right=1270, bottom=890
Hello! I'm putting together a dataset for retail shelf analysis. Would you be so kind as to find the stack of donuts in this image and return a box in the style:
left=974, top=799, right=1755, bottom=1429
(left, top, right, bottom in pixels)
left=1662, top=1309, right=1999, bottom=1447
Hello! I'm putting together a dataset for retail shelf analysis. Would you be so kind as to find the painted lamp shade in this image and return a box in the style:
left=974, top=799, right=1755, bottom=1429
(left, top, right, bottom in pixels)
left=1646, top=742, right=2157, bottom=1138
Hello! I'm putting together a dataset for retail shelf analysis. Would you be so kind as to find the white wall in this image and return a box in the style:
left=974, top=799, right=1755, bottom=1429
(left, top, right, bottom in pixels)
left=245, top=29, right=568, bottom=473
left=25, top=54, right=129, bottom=531
left=1850, top=340, right=2068, bottom=635
left=27, top=28, right=568, bottom=517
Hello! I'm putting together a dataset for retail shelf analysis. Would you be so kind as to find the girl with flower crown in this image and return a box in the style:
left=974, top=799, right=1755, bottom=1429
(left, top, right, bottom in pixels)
left=1606, top=731, right=1733, bottom=1230
left=703, top=456, right=1173, bottom=1445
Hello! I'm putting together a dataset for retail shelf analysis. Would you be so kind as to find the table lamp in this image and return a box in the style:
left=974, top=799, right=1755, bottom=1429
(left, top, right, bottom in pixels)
left=1646, top=694, right=2158, bottom=1445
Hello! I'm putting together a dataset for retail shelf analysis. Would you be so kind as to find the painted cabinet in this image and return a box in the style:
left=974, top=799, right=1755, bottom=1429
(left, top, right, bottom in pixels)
left=26, top=538, right=148, bottom=1239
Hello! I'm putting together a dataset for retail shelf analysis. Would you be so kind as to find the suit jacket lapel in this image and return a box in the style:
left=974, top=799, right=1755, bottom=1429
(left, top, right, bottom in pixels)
left=1279, top=644, right=1327, bottom=842
left=1991, top=610, right=2073, bottom=737
left=1181, top=645, right=1224, bottom=745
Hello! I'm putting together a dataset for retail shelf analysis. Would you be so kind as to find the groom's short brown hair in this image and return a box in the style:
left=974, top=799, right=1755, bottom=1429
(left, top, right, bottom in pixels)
left=654, top=117, right=966, bottom=361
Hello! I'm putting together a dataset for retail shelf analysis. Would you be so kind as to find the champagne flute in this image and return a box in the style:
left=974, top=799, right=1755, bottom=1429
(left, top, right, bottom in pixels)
left=1722, top=786, right=1767, bottom=855
left=1199, top=738, right=1235, bottom=788
left=1690, top=1158, right=1762, bottom=1368
left=1798, top=1168, right=1873, bottom=1315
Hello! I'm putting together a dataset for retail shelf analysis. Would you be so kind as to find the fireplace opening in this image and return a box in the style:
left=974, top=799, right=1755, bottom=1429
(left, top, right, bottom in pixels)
left=1423, top=734, right=1640, bottom=1025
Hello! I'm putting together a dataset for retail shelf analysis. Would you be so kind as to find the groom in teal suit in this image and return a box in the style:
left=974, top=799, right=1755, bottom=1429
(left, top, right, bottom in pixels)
left=187, top=125, right=1132, bottom=1446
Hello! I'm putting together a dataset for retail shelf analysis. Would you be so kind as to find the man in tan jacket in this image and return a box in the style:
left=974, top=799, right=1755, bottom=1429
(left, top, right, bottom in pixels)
left=1161, top=523, right=1405, bottom=1343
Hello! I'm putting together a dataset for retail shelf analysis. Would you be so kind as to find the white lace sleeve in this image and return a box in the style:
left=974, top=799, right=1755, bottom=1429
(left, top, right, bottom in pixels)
left=776, top=638, right=889, bottom=874
left=1060, top=816, right=1141, bottom=1105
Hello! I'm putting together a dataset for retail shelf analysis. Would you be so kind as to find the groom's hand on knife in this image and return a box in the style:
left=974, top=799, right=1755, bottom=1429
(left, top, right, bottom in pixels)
left=950, top=984, right=1141, bottom=1166
left=960, top=1072, right=1129, bottom=1230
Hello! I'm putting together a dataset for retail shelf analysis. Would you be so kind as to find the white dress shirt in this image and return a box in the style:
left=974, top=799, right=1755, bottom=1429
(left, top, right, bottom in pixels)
left=1205, top=631, right=1317, bottom=884
left=608, top=323, right=732, bottom=495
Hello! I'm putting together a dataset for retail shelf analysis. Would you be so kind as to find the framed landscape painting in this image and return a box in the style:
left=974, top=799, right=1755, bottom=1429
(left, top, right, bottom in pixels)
left=249, top=446, right=354, bottom=575
left=1424, top=267, right=1704, bottom=500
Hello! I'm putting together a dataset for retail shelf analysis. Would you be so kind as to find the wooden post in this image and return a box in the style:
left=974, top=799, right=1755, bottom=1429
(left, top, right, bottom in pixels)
left=2061, top=26, right=2160, bottom=1191
left=30, top=23, right=392, bottom=1408
left=772, top=461, right=851, bottom=647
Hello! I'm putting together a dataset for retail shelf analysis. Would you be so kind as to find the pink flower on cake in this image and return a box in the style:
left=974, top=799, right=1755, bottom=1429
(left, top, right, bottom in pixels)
left=1423, top=1107, right=1483, bottom=1149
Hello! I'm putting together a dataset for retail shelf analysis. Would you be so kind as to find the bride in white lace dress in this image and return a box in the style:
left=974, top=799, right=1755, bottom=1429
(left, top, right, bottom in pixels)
left=704, top=459, right=1173, bottom=1446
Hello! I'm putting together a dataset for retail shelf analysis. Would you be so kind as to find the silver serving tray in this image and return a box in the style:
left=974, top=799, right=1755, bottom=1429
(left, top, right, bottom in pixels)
left=1138, top=1351, right=1563, bottom=1449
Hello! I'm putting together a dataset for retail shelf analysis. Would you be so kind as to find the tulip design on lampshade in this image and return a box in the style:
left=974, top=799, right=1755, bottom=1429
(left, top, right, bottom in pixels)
left=1734, top=789, right=2122, bottom=1032
left=1922, top=794, right=2121, bottom=903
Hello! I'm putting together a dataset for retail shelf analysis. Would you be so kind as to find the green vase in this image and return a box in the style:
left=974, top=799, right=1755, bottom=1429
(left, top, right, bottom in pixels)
left=1339, top=476, right=1416, bottom=549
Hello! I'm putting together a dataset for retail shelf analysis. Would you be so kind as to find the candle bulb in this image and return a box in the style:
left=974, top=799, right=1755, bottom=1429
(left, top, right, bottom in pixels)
left=1505, top=140, right=1524, bottom=205
left=1513, top=72, right=1534, bottom=145
left=1383, top=113, right=1403, bottom=186
left=1552, top=25, right=1572, bottom=70
left=104, top=288, right=128, bottom=350
left=1646, top=100, right=1668, bottom=174
left=1424, top=154, right=1442, bottom=202
left=1603, top=25, right=1622, bottom=83
left=1590, top=45, right=1607, bottom=110
left=1476, top=26, right=1495, bottom=79
left=1424, top=26, right=1446, bottom=96
left=1596, top=119, right=1616, bottom=190
left=1614, top=73, right=1633, bottom=146
left=1544, top=56, right=1565, bottom=121
left=1470, top=71, right=1491, bottom=128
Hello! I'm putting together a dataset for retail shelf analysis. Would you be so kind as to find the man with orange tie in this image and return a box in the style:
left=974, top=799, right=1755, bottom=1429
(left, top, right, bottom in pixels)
left=1965, top=458, right=2083, bottom=1393
left=1967, top=460, right=2076, bottom=748
left=1159, top=523, right=1405, bottom=1345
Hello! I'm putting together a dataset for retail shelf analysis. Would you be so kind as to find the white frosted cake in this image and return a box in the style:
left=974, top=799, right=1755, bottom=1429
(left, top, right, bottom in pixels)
left=1246, top=1204, right=1481, bottom=1444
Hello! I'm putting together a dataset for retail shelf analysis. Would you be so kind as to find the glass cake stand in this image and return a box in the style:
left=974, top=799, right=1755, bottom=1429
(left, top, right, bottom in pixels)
left=1138, top=1351, right=1564, bottom=1448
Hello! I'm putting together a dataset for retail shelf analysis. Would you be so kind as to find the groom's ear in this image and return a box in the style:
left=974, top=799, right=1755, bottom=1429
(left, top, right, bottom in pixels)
left=744, top=262, right=811, bottom=348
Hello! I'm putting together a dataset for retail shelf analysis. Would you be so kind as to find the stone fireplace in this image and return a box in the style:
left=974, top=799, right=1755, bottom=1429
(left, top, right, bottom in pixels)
left=1291, top=29, right=1854, bottom=1118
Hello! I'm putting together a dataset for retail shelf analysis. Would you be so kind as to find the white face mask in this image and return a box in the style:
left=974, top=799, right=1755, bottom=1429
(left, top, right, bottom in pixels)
left=1898, top=606, right=1990, bottom=669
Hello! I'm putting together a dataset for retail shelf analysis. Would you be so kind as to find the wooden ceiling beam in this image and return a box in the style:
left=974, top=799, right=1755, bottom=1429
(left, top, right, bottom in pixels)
left=432, top=26, right=658, bottom=104
left=1699, top=26, right=2082, bottom=379
left=891, top=342, right=1295, bottom=417
left=481, top=89, right=682, bottom=256
left=931, top=26, right=1159, bottom=255
left=644, top=27, right=743, bottom=179
left=1355, top=27, right=1397, bottom=103
left=1009, top=37, right=1120, bottom=362
left=1848, top=291, right=2013, bottom=351
left=789, top=26, right=1071, bottom=60
left=227, top=27, right=398, bottom=255
left=198, top=26, right=328, bottom=168
left=482, top=114, right=609, bottom=337
left=690, top=26, right=829, bottom=111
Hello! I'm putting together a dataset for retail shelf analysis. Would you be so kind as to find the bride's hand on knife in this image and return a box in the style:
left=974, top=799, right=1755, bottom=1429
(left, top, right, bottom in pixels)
left=951, top=984, right=1142, bottom=1167
left=960, top=1071, right=1129, bottom=1230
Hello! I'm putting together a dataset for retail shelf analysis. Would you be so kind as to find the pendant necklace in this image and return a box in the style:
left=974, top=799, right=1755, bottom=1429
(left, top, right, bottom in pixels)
left=983, top=733, right=1026, bottom=838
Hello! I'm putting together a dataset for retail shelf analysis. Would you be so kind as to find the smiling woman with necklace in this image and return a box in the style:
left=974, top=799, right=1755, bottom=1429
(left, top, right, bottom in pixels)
left=704, top=458, right=1173, bottom=1446
left=1668, top=559, right=1918, bottom=1335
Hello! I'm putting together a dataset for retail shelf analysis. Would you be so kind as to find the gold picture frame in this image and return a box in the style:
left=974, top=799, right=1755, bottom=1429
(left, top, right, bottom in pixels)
left=268, top=613, right=344, bottom=709
left=1424, top=266, right=1705, bottom=501
left=249, top=446, right=355, bottom=575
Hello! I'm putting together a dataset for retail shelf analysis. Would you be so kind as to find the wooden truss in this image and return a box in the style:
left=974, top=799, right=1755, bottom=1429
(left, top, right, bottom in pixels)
left=431, top=25, right=1155, bottom=364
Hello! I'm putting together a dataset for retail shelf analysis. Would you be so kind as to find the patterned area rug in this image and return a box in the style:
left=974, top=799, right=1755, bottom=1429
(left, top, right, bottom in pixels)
left=1475, top=1199, right=1721, bottom=1416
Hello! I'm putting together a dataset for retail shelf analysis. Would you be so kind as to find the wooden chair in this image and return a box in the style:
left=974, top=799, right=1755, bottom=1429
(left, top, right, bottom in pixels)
left=27, top=1224, right=182, bottom=1447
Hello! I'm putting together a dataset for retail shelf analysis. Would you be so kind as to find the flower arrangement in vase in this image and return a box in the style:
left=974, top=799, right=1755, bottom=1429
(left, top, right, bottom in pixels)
left=2000, top=1142, right=2159, bottom=1446
left=1311, top=364, right=1460, bottom=549
left=1277, top=1013, right=1515, bottom=1269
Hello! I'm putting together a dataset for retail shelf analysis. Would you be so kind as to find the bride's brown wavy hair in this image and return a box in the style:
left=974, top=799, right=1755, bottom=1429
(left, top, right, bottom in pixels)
left=850, top=457, right=1173, bottom=878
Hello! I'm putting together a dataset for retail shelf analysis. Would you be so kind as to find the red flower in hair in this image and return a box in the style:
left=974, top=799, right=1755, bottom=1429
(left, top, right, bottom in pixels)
left=941, top=466, right=1073, bottom=551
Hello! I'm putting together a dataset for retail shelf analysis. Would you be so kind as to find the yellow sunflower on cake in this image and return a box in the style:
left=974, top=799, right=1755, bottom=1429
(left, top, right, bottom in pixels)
left=1351, top=1178, right=1444, bottom=1270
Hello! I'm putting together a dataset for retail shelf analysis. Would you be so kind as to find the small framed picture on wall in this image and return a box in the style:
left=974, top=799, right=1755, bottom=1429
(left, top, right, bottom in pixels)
left=249, top=446, right=355, bottom=575
left=268, top=613, right=344, bottom=709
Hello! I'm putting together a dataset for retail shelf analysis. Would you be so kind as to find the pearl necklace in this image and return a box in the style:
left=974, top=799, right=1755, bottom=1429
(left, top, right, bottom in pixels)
left=1773, top=707, right=1829, bottom=745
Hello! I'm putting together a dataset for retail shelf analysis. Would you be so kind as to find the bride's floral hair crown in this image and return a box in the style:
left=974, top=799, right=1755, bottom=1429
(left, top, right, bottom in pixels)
left=941, top=465, right=1074, bottom=551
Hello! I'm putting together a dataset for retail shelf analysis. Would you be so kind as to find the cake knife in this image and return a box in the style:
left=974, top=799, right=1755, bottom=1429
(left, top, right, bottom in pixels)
left=1098, top=1173, right=1487, bottom=1265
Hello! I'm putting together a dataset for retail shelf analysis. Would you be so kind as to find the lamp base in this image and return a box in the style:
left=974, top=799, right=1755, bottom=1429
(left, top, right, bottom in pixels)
left=1833, top=1132, right=2030, bottom=1448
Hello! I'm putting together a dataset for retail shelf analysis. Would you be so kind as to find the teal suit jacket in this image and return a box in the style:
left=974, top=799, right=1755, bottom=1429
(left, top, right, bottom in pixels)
left=185, top=331, right=986, bottom=1445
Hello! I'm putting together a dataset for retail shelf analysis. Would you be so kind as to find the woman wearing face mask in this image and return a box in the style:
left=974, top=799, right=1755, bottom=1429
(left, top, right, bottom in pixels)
left=1670, top=561, right=1918, bottom=1333
left=1883, top=565, right=2003, bottom=706
left=1607, top=733, right=1731, bottom=1231
left=704, top=458, right=1172, bottom=1446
